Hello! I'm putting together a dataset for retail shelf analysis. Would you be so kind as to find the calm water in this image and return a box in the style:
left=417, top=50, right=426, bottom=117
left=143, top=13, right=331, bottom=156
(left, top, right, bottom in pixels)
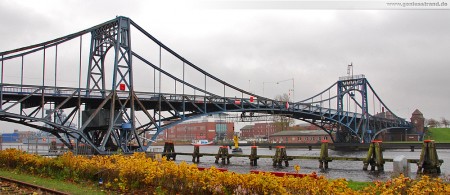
left=151, top=145, right=450, bottom=182
left=2, top=143, right=449, bottom=182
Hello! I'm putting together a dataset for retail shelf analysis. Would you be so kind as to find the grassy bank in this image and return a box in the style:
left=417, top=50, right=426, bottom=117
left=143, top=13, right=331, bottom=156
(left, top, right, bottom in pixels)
left=428, top=128, right=450, bottom=142
left=347, top=180, right=372, bottom=190
left=0, top=169, right=105, bottom=195
left=0, top=167, right=372, bottom=193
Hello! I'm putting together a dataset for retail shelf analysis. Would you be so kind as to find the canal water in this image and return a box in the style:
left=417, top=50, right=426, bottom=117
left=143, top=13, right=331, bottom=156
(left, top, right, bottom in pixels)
left=2, top=143, right=449, bottom=182
left=151, top=145, right=450, bottom=182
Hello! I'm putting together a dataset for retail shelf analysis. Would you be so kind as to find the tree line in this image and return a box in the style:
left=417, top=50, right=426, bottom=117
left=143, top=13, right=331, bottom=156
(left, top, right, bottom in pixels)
left=426, top=117, right=450, bottom=128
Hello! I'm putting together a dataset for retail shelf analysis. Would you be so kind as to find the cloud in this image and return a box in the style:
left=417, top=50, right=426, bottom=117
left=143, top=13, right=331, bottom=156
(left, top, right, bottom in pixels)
left=0, top=1, right=449, bottom=133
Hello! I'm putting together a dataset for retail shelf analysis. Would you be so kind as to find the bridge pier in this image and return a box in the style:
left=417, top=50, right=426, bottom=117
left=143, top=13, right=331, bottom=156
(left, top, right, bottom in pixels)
left=192, top=145, right=203, bottom=163
left=417, top=140, right=441, bottom=174
left=163, top=142, right=176, bottom=160
left=319, top=140, right=331, bottom=170
left=363, top=140, right=384, bottom=172
left=215, top=146, right=230, bottom=165
left=249, top=146, right=259, bottom=166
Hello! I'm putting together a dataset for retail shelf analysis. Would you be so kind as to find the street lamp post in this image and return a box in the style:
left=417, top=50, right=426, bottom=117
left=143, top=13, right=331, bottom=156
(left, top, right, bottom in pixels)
left=262, top=78, right=295, bottom=101
left=276, top=78, right=294, bottom=102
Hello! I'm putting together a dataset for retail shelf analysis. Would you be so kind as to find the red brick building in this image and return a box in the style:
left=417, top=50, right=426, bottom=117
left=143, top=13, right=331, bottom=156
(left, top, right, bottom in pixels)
left=269, top=130, right=333, bottom=144
left=378, top=109, right=424, bottom=141
left=240, top=123, right=277, bottom=140
left=162, top=121, right=234, bottom=141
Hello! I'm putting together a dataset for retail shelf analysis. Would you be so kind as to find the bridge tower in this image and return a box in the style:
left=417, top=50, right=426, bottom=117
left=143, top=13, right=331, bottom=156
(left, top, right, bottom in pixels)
left=0, top=16, right=413, bottom=154
left=336, top=75, right=370, bottom=143
left=83, top=16, right=138, bottom=152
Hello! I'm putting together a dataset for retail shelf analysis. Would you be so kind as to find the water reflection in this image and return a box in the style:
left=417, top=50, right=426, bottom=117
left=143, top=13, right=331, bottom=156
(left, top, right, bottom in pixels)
left=154, top=145, right=449, bottom=182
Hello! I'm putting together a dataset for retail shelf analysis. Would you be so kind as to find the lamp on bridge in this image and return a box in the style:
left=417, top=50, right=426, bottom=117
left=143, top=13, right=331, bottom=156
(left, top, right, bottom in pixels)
left=262, top=78, right=295, bottom=102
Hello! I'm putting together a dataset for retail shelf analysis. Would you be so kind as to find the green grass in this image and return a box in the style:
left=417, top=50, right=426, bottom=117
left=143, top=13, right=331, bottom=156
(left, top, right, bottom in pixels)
left=0, top=169, right=106, bottom=195
left=428, top=128, right=450, bottom=142
left=347, top=180, right=372, bottom=190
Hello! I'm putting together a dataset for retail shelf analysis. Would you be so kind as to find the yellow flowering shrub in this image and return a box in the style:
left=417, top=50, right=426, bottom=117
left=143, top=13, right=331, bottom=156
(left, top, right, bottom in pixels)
left=360, top=174, right=450, bottom=194
left=0, top=148, right=449, bottom=194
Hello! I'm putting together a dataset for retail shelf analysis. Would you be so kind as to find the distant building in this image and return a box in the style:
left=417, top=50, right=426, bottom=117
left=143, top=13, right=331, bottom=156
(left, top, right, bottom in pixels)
left=240, top=122, right=331, bottom=141
left=410, top=109, right=425, bottom=135
left=1, top=132, right=19, bottom=143
left=378, top=109, right=424, bottom=141
left=240, top=123, right=277, bottom=140
left=17, top=130, right=36, bottom=142
left=162, top=121, right=234, bottom=141
left=239, top=125, right=254, bottom=138
left=269, top=130, right=333, bottom=144
left=1, top=129, right=41, bottom=143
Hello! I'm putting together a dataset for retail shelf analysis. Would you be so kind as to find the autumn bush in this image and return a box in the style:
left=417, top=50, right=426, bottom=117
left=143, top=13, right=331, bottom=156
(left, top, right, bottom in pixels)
left=0, top=148, right=449, bottom=194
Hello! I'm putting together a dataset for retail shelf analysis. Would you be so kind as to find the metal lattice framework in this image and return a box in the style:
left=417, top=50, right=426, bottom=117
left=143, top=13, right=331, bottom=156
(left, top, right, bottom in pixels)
left=0, top=16, right=412, bottom=154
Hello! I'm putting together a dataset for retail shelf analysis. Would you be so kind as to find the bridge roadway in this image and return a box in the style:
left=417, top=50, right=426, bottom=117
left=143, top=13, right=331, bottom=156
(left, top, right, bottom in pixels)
left=0, top=16, right=415, bottom=153
left=0, top=84, right=342, bottom=115
left=0, top=84, right=404, bottom=129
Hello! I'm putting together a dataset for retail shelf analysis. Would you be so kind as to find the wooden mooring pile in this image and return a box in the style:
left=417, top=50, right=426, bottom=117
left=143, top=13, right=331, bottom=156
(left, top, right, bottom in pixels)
left=159, top=140, right=443, bottom=174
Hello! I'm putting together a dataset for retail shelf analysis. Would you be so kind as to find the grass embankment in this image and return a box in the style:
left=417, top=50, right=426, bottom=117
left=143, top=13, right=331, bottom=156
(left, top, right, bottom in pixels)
left=0, top=169, right=105, bottom=195
left=1, top=168, right=372, bottom=192
left=347, top=180, right=371, bottom=190
left=428, top=128, right=450, bottom=142
left=385, top=128, right=450, bottom=144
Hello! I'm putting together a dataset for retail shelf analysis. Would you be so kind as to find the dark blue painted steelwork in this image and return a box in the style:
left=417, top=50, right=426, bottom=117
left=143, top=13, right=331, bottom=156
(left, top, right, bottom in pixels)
left=0, top=16, right=412, bottom=154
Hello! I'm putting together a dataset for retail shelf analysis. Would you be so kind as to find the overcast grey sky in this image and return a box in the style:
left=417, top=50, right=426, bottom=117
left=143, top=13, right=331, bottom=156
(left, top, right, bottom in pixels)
left=0, top=0, right=449, bottom=132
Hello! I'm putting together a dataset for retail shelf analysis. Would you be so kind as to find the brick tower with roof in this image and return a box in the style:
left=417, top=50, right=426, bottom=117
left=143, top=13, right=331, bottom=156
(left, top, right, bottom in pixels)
left=410, top=109, right=425, bottom=135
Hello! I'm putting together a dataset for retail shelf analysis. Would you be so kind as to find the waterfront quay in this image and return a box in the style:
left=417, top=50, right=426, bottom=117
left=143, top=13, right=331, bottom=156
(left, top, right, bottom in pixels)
left=224, top=142, right=450, bottom=151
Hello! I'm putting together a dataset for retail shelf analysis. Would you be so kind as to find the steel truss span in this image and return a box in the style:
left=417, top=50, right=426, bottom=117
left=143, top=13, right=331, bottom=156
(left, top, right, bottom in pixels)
left=0, top=16, right=411, bottom=154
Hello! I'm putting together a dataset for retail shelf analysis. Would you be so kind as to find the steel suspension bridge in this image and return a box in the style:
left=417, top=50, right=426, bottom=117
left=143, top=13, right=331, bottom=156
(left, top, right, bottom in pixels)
left=0, top=16, right=411, bottom=154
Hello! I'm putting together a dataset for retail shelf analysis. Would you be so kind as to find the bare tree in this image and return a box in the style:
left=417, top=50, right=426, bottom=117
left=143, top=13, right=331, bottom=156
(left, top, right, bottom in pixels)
left=273, top=93, right=295, bottom=131
left=441, top=117, right=449, bottom=128
left=427, top=118, right=441, bottom=128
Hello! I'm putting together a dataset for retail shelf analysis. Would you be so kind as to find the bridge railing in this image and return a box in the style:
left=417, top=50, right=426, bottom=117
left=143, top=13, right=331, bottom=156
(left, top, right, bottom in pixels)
left=1, top=84, right=407, bottom=128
